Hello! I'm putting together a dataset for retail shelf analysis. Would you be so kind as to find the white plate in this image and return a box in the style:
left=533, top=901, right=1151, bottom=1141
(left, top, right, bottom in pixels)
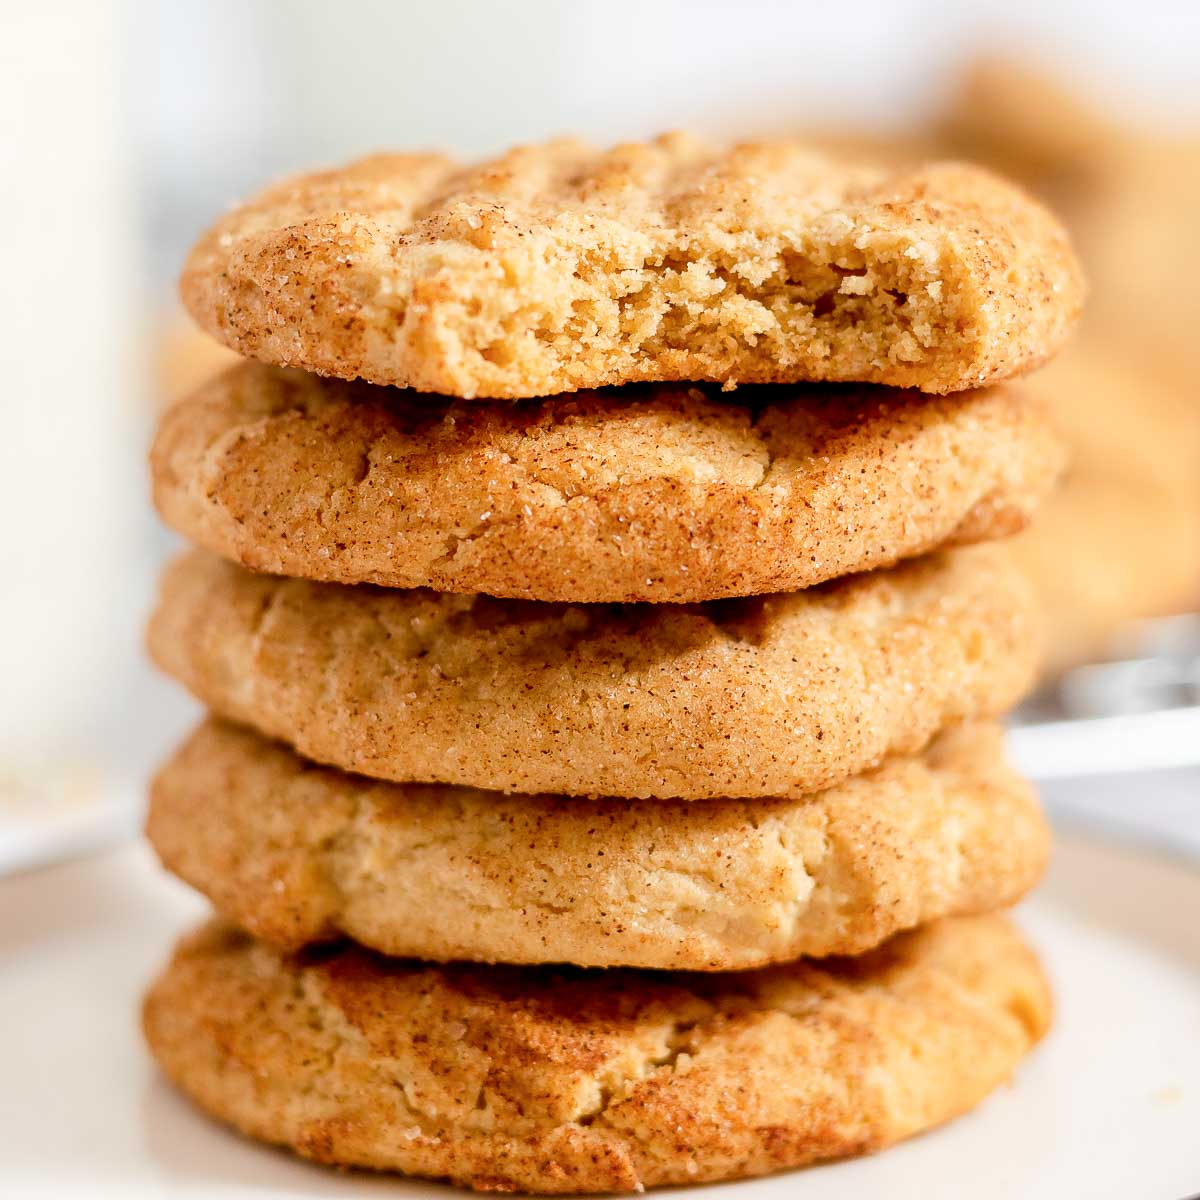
left=0, top=765, right=140, bottom=877
left=1, top=833, right=1198, bottom=1200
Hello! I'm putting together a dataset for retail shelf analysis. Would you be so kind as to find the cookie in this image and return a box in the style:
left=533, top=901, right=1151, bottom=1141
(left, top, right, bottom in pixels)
left=152, top=364, right=1064, bottom=603
left=1013, top=348, right=1200, bottom=673
left=149, top=718, right=1047, bottom=969
left=144, top=914, right=1050, bottom=1193
left=939, top=59, right=1198, bottom=397
left=1074, top=138, right=1200, bottom=390
left=146, top=545, right=1039, bottom=800
left=1016, top=474, right=1200, bottom=674
left=939, top=56, right=1118, bottom=193
left=181, top=133, right=1083, bottom=399
left=154, top=313, right=242, bottom=411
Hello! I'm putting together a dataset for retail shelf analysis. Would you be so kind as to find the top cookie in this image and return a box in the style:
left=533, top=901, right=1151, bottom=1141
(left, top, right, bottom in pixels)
left=182, top=133, right=1083, bottom=399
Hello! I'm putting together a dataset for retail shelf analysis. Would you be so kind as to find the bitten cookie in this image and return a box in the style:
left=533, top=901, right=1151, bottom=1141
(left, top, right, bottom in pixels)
left=143, top=914, right=1051, bottom=1194
left=149, top=719, right=1048, bottom=969
left=152, top=364, right=1065, bottom=602
left=181, top=133, right=1083, bottom=398
left=146, top=545, right=1039, bottom=800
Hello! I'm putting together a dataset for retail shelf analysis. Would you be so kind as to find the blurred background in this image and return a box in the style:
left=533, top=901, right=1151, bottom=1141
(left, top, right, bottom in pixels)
left=2, top=0, right=1198, bottom=871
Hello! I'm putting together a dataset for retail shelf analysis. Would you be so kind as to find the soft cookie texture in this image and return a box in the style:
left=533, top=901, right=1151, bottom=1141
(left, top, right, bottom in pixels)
left=181, top=133, right=1083, bottom=399
left=152, top=364, right=1065, bottom=603
left=143, top=914, right=1051, bottom=1194
left=148, top=719, right=1048, bottom=969
left=146, top=545, right=1039, bottom=801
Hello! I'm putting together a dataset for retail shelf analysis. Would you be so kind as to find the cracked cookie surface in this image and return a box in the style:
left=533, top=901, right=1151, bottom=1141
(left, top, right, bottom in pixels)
left=146, top=545, right=1039, bottom=800
left=181, top=133, right=1083, bottom=398
left=148, top=718, right=1047, bottom=969
left=143, top=913, right=1050, bottom=1193
left=152, top=363, right=1064, bottom=602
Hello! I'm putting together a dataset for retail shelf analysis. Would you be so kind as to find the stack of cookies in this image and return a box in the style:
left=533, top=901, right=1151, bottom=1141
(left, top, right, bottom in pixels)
left=142, top=134, right=1082, bottom=1193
